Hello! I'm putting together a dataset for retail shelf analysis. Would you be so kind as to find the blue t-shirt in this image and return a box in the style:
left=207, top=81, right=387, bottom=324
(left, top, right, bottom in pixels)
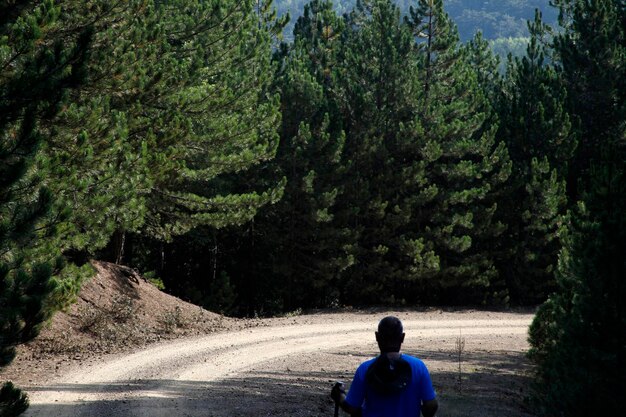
left=345, top=354, right=436, bottom=417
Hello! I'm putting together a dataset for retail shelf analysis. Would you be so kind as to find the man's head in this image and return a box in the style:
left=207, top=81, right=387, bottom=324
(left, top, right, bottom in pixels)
left=375, top=316, right=405, bottom=353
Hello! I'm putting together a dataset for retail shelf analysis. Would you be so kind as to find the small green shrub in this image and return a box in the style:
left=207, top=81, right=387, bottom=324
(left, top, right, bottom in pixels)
left=159, top=306, right=186, bottom=333
left=143, top=270, right=165, bottom=290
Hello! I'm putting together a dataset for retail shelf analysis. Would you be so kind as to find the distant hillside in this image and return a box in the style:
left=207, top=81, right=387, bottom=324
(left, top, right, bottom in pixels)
left=275, top=0, right=558, bottom=42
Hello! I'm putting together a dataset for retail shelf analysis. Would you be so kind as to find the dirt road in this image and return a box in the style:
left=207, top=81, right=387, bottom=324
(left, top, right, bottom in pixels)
left=24, top=310, right=535, bottom=417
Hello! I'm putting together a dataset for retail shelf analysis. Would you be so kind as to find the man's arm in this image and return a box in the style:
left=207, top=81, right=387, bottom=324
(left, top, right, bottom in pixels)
left=335, top=391, right=362, bottom=416
left=421, top=398, right=438, bottom=417
left=331, top=384, right=362, bottom=416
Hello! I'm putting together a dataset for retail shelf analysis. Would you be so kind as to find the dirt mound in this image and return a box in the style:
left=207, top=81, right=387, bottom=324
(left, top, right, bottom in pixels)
left=2, top=261, right=241, bottom=384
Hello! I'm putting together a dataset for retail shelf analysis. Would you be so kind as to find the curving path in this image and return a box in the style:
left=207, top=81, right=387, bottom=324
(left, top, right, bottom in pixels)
left=25, top=312, right=533, bottom=417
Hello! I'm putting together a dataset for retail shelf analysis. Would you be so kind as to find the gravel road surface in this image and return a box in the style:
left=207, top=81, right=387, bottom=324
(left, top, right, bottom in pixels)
left=24, top=310, right=535, bottom=417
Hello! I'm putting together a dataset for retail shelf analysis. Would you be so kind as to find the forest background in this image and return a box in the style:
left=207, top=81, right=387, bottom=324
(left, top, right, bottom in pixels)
left=1, top=0, right=624, bottom=416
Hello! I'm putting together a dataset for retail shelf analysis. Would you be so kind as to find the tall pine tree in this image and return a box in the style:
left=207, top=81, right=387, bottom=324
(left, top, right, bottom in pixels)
left=529, top=0, right=626, bottom=414
left=334, top=0, right=420, bottom=304
left=494, top=11, right=575, bottom=303
left=1, top=1, right=91, bottom=414
left=406, top=0, right=511, bottom=302
left=252, top=0, right=350, bottom=310
left=124, top=0, right=288, bottom=315
left=34, top=1, right=283, bottom=272
left=143, top=0, right=283, bottom=241
left=552, top=0, right=626, bottom=198
left=200, top=0, right=351, bottom=314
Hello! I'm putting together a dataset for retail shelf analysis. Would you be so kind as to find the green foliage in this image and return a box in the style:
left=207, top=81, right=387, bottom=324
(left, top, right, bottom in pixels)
left=3, top=1, right=285, bottom=412
left=208, top=0, right=515, bottom=309
left=0, top=263, right=56, bottom=367
left=552, top=0, right=626, bottom=200
left=466, top=31, right=501, bottom=105
left=529, top=0, right=626, bottom=414
left=0, top=381, right=28, bottom=417
left=493, top=10, right=575, bottom=303
left=1, top=2, right=93, bottom=414
left=207, top=272, right=237, bottom=315
left=185, top=0, right=580, bottom=311
left=405, top=0, right=511, bottom=301
left=36, top=0, right=283, bottom=259
left=4, top=0, right=286, bottom=310
left=197, top=0, right=352, bottom=313
left=118, top=0, right=286, bottom=316
left=42, top=1, right=159, bottom=255
left=529, top=189, right=626, bottom=414
left=144, top=273, right=165, bottom=291
left=332, top=0, right=420, bottom=304
left=142, top=0, right=283, bottom=241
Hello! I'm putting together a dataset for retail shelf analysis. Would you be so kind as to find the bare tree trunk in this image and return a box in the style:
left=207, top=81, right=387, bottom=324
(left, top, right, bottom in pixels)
left=110, top=230, right=126, bottom=264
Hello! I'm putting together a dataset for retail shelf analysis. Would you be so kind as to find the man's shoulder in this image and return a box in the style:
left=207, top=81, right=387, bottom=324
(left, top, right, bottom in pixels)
left=358, top=357, right=378, bottom=368
left=357, top=354, right=427, bottom=371
left=355, top=356, right=378, bottom=373
left=401, top=354, right=428, bottom=369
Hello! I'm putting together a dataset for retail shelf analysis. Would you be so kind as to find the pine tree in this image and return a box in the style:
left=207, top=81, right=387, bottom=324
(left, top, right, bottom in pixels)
left=494, top=11, right=575, bottom=303
left=552, top=0, right=626, bottom=198
left=529, top=165, right=626, bottom=415
left=406, top=0, right=511, bottom=302
left=333, top=0, right=421, bottom=304
left=465, top=31, right=500, bottom=111
left=32, top=1, right=283, bottom=271
left=529, top=0, right=626, bottom=414
left=234, top=117, right=347, bottom=311
left=1, top=1, right=91, bottom=414
left=205, top=1, right=351, bottom=313
left=38, top=1, right=162, bottom=267
left=16, top=0, right=289, bottom=304
left=259, top=1, right=350, bottom=309
left=122, top=0, right=289, bottom=315
left=142, top=0, right=283, bottom=240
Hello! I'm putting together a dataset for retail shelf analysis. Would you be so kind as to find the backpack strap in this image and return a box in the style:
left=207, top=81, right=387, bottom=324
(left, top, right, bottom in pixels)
left=365, top=355, right=412, bottom=395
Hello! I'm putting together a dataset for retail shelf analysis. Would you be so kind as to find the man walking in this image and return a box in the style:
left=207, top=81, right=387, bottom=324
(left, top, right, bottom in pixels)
left=331, top=316, right=438, bottom=417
